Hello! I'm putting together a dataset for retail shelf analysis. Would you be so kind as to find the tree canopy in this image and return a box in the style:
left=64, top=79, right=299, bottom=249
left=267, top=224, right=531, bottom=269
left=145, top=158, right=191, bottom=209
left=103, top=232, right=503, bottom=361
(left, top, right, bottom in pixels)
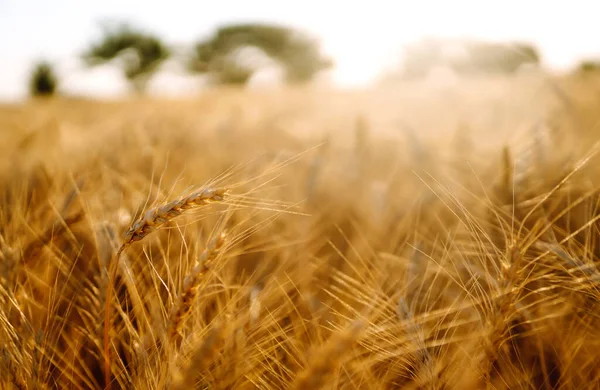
left=82, top=23, right=170, bottom=93
left=29, top=61, right=58, bottom=97
left=188, top=23, right=332, bottom=85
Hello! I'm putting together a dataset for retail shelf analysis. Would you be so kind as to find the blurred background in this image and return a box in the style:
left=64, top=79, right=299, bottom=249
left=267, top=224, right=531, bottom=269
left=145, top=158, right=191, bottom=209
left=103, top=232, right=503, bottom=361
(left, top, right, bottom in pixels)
left=1, top=0, right=599, bottom=101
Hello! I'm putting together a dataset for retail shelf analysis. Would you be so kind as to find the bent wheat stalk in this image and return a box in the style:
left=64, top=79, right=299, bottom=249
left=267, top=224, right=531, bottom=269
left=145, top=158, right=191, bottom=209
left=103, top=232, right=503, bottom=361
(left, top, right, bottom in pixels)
left=103, top=186, right=229, bottom=390
left=168, top=231, right=227, bottom=343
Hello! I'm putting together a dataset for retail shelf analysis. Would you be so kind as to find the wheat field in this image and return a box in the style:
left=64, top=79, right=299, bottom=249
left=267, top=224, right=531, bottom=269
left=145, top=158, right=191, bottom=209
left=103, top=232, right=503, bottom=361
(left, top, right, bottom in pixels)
left=2, top=73, right=600, bottom=389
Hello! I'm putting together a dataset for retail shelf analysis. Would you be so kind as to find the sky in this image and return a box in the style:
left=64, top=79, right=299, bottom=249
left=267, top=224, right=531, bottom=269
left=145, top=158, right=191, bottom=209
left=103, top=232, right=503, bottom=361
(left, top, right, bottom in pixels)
left=0, top=0, right=599, bottom=101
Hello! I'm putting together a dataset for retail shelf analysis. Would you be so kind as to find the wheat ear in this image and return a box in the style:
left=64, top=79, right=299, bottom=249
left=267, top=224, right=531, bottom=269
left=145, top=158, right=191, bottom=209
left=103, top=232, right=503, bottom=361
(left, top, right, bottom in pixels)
left=292, top=319, right=365, bottom=390
left=480, top=243, right=523, bottom=388
left=103, top=186, right=229, bottom=390
left=123, top=187, right=229, bottom=244
left=168, top=231, right=227, bottom=343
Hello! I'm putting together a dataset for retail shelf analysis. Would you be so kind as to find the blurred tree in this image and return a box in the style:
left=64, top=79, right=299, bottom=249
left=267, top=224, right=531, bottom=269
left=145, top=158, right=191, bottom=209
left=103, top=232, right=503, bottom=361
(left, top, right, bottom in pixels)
left=462, top=42, right=540, bottom=74
left=400, top=39, right=541, bottom=79
left=29, top=61, right=58, bottom=97
left=188, top=23, right=332, bottom=85
left=578, top=60, right=600, bottom=73
left=82, top=22, right=170, bottom=93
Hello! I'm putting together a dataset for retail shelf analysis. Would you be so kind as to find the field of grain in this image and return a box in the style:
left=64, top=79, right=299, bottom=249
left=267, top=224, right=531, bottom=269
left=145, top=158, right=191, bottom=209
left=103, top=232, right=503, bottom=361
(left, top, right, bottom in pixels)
left=2, top=73, right=600, bottom=389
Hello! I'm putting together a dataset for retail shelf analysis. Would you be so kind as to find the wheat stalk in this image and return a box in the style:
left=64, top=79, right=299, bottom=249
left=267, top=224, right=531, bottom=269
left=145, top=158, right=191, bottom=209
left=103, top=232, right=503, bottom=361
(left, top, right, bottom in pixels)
left=479, top=243, right=524, bottom=388
left=170, top=319, right=228, bottom=390
left=103, top=186, right=229, bottom=390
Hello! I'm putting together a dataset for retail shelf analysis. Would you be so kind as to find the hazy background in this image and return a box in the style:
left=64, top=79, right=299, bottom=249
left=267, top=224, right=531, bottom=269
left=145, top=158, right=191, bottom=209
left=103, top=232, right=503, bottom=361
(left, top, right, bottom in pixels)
left=1, top=0, right=599, bottom=101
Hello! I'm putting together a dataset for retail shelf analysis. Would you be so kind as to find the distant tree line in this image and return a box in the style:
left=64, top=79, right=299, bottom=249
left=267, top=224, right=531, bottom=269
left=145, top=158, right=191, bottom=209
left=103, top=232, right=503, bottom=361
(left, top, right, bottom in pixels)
left=30, top=21, right=333, bottom=97
left=28, top=22, right=600, bottom=98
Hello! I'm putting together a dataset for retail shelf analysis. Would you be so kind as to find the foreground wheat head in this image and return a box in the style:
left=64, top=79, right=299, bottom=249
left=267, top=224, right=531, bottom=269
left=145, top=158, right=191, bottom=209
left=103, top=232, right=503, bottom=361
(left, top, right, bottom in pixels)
left=122, top=188, right=229, bottom=245
left=3, top=78, right=600, bottom=389
left=104, top=186, right=231, bottom=389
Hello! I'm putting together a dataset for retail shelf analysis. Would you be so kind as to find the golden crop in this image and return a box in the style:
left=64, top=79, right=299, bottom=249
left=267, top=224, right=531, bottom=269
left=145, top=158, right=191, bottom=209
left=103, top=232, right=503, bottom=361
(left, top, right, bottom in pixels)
left=2, top=73, right=600, bottom=389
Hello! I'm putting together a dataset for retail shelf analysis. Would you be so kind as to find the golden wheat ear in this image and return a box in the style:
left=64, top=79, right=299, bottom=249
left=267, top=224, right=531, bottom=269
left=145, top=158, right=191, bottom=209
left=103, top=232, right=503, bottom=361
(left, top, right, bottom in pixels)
left=122, top=187, right=229, bottom=245
left=103, top=185, right=230, bottom=390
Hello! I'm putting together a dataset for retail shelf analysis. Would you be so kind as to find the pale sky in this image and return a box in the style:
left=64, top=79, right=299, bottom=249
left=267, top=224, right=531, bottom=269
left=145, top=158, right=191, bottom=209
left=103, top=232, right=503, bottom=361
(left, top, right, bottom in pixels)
left=0, top=0, right=598, bottom=101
